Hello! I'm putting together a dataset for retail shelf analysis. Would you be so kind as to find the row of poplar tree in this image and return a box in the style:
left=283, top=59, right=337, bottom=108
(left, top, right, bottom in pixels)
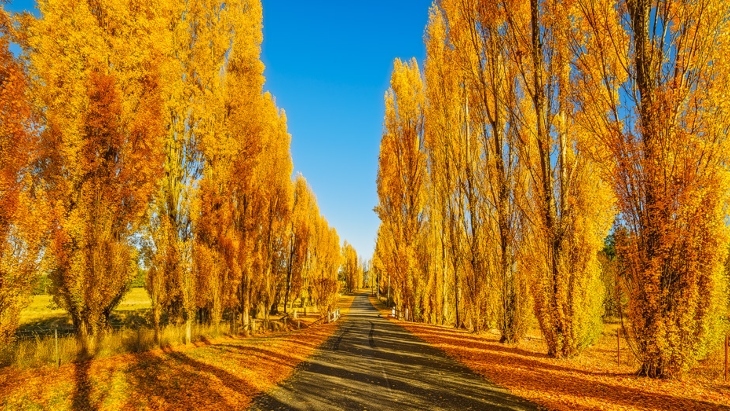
left=0, top=0, right=359, bottom=347
left=375, top=0, right=730, bottom=378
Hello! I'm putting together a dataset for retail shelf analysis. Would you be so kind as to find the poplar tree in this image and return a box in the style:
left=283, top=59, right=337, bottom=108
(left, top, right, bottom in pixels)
left=575, top=0, right=730, bottom=376
left=0, top=6, right=46, bottom=344
left=26, top=0, right=164, bottom=342
left=507, top=0, right=613, bottom=358
left=375, top=58, right=427, bottom=319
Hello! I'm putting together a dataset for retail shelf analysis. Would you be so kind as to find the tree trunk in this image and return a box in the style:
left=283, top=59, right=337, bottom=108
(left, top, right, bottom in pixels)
left=185, top=316, right=192, bottom=345
left=284, top=232, right=294, bottom=314
left=76, top=318, right=93, bottom=358
left=153, top=303, right=161, bottom=346
left=242, top=277, right=251, bottom=336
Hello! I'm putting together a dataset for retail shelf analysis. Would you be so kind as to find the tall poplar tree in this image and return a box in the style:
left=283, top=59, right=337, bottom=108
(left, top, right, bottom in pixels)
left=26, top=0, right=164, bottom=342
left=423, top=5, right=460, bottom=326
left=375, top=58, right=427, bottom=319
left=0, top=6, right=46, bottom=344
left=509, top=0, right=613, bottom=357
left=575, top=0, right=730, bottom=376
left=439, top=0, right=530, bottom=340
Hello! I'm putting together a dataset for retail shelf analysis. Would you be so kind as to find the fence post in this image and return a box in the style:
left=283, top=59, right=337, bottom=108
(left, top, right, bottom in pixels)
left=617, top=329, right=620, bottom=366
left=55, top=328, right=59, bottom=368
left=725, top=335, right=730, bottom=381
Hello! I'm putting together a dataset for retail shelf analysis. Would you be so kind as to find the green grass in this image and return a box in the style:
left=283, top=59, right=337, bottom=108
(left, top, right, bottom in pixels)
left=19, top=294, right=69, bottom=326
left=113, top=288, right=152, bottom=312
left=19, top=288, right=152, bottom=326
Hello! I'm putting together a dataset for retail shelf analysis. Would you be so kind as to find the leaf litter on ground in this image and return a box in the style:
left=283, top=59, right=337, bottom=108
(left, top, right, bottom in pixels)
left=371, top=299, right=730, bottom=410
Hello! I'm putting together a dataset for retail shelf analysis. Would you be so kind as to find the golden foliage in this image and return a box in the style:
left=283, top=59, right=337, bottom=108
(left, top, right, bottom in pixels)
left=341, top=242, right=362, bottom=293
left=575, top=0, right=730, bottom=377
left=375, top=57, right=427, bottom=317
left=376, top=0, right=612, bottom=356
left=24, top=0, right=165, bottom=339
left=0, top=6, right=45, bottom=344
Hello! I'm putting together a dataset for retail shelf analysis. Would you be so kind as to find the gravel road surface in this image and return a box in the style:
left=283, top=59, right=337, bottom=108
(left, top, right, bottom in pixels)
left=250, top=293, right=540, bottom=410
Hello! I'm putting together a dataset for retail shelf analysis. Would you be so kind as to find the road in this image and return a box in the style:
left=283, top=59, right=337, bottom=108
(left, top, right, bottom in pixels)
left=250, top=293, right=540, bottom=410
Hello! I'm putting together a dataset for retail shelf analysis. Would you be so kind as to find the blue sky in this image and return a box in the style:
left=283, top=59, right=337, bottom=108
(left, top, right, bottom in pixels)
left=5, top=0, right=433, bottom=259
left=261, top=1, right=431, bottom=259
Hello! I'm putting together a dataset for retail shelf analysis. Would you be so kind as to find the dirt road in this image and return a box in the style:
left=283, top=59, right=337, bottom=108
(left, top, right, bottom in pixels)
left=250, top=293, right=539, bottom=410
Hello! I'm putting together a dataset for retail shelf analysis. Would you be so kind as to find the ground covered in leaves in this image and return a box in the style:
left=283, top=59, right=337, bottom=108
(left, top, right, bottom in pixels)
left=0, top=295, right=354, bottom=410
left=370, top=298, right=730, bottom=410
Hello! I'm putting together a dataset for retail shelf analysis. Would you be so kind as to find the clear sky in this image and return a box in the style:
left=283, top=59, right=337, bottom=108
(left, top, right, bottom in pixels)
left=5, top=0, right=433, bottom=260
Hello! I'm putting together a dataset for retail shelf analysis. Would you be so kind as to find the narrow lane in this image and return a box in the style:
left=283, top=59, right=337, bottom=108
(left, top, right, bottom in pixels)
left=250, top=293, right=540, bottom=410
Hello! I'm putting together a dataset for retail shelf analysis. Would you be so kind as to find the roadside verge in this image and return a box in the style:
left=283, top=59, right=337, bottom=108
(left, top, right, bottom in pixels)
left=0, top=294, right=355, bottom=410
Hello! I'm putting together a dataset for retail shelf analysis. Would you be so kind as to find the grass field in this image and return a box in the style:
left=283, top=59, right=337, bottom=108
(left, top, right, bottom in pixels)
left=369, top=296, right=730, bottom=410
left=17, top=288, right=321, bottom=331
left=18, top=288, right=153, bottom=332
left=109, top=288, right=153, bottom=312
left=18, top=294, right=72, bottom=328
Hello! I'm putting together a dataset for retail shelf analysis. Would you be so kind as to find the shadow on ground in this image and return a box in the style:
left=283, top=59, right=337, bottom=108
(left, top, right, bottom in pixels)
left=122, top=346, right=259, bottom=410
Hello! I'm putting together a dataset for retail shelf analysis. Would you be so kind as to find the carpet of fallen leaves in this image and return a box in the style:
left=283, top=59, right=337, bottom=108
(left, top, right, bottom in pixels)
left=369, top=296, right=730, bottom=410
left=0, top=295, right=354, bottom=410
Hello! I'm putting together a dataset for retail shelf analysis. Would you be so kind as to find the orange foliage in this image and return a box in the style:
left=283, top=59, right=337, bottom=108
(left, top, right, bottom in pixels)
left=575, top=0, right=730, bottom=376
left=0, top=6, right=45, bottom=344
left=2, top=0, right=349, bottom=351
left=24, top=0, right=164, bottom=339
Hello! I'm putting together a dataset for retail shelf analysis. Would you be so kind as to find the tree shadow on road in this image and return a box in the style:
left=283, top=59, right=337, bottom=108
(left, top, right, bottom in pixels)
left=250, top=294, right=539, bottom=411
